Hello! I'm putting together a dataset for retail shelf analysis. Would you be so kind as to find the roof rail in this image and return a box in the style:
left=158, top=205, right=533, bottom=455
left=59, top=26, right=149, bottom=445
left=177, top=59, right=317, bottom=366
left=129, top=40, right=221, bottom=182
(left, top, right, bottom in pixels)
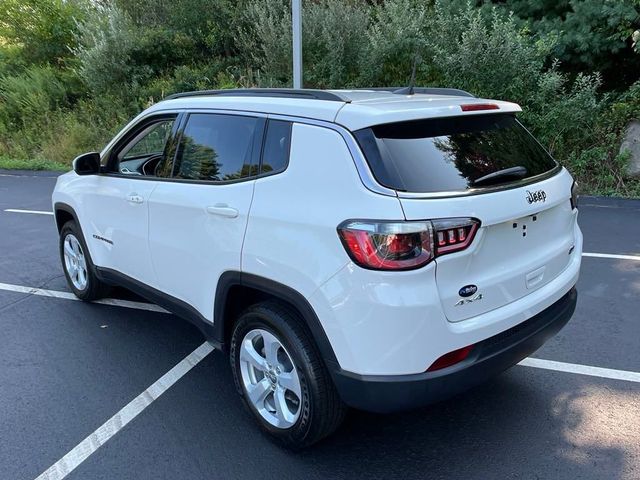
left=360, top=87, right=475, bottom=98
left=163, top=88, right=349, bottom=102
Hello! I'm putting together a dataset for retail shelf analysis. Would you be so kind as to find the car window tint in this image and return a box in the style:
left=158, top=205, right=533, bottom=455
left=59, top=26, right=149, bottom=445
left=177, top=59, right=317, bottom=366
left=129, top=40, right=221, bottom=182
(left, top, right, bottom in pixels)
left=174, top=113, right=259, bottom=181
left=261, top=120, right=292, bottom=174
left=354, top=113, right=558, bottom=193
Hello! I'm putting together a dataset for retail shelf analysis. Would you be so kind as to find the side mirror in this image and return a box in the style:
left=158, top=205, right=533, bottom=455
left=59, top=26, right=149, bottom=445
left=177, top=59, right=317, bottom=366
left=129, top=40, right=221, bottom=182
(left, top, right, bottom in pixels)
left=73, top=152, right=101, bottom=175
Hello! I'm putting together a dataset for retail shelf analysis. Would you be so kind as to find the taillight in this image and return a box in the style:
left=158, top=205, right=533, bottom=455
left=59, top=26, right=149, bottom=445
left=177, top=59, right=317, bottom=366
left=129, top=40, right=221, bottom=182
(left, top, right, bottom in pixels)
left=337, top=221, right=434, bottom=271
left=460, top=103, right=499, bottom=112
left=426, top=345, right=474, bottom=372
left=337, top=218, right=480, bottom=271
left=570, top=181, right=579, bottom=210
left=432, top=218, right=479, bottom=255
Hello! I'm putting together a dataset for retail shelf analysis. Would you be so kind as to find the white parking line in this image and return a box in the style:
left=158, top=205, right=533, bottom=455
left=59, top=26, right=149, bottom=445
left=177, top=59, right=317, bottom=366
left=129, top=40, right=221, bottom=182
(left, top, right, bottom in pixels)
left=519, top=357, right=640, bottom=383
left=582, top=252, right=640, bottom=261
left=0, top=282, right=169, bottom=313
left=4, top=208, right=54, bottom=215
left=34, top=341, right=215, bottom=480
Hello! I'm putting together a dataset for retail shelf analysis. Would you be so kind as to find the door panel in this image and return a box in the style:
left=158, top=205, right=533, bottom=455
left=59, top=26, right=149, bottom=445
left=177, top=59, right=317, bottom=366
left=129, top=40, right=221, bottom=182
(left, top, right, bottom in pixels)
left=147, top=112, right=264, bottom=321
left=85, top=114, right=179, bottom=283
left=82, top=176, right=158, bottom=282
left=148, top=181, right=255, bottom=320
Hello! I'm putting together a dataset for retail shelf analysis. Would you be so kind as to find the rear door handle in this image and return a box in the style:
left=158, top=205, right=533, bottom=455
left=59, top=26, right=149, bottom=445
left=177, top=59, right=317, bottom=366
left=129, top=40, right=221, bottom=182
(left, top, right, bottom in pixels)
left=206, top=204, right=239, bottom=218
left=127, top=193, right=144, bottom=204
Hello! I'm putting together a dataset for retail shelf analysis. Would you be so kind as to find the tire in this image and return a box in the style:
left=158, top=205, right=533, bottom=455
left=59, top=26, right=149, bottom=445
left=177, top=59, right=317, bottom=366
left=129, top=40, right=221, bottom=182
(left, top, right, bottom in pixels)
left=59, top=220, right=109, bottom=301
left=230, top=300, right=347, bottom=449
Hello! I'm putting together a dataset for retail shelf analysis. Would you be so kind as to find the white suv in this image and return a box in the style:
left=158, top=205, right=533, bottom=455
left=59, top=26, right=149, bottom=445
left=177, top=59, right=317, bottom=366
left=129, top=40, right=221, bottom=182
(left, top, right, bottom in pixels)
left=52, top=88, right=581, bottom=447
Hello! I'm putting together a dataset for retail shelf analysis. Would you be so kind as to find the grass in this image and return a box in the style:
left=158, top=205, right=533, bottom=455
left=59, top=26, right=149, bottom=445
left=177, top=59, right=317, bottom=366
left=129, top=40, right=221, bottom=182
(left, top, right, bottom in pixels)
left=0, top=156, right=69, bottom=171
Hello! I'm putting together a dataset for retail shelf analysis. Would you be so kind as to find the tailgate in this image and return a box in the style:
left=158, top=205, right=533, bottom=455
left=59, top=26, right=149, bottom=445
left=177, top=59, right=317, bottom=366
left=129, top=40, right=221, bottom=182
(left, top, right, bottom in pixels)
left=400, top=169, right=578, bottom=322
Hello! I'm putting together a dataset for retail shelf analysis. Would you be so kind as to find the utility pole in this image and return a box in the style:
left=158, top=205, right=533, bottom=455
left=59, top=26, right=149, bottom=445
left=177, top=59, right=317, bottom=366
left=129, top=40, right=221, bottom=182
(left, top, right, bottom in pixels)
left=292, top=0, right=302, bottom=89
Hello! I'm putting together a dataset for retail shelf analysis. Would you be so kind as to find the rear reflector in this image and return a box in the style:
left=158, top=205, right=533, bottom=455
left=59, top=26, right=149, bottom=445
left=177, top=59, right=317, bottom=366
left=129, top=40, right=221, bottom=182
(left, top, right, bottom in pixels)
left=427, top=345, right=474, bottom=372
left=461, top=103, right=499, bottom=112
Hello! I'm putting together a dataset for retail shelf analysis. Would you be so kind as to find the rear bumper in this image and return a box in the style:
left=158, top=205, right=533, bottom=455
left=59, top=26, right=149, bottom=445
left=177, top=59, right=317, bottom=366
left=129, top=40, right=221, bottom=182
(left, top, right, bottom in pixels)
left=332, top=287, right=577, bottom=413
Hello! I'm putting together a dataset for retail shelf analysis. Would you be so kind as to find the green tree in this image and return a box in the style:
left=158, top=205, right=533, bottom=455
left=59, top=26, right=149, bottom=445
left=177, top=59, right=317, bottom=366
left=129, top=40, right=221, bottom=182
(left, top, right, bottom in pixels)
left=0, top=0, right=88, bottom=65
left=485, top=0, right=640, bottom=89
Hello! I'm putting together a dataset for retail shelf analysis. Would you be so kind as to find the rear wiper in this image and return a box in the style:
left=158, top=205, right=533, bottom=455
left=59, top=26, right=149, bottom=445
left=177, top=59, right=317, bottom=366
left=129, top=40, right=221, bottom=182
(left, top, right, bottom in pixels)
left=472, top=166, right=528, bottom=187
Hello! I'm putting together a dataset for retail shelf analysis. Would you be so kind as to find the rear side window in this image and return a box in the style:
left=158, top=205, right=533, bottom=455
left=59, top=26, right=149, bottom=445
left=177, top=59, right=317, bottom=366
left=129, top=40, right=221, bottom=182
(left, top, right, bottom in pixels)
left=354, top=113, right=558, bottom=193
left=173, top=113, right=259, bottom=182
left=261, top=120, right=292, bottom=174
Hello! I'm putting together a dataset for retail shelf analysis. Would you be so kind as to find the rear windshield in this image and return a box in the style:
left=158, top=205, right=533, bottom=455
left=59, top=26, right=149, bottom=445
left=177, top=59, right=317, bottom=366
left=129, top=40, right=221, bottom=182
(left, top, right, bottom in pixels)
left=354, top=113, right=558, bottom=193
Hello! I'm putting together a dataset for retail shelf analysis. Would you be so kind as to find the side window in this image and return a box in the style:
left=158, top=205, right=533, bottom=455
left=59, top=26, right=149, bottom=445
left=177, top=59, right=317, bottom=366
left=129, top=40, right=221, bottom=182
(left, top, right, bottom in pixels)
left=114, top=117, right=176, bottom=176
left=261, top=120, right=292, bottom=175
left=173, top=113, right=260, bottom=182
left=120, top=121, right=173, bottom=160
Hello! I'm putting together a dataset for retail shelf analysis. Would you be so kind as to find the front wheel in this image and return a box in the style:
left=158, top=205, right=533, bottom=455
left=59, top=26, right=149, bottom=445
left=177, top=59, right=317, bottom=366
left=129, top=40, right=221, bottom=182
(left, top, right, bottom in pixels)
left=59, top=220, right=109, bottom=301
left=230, top=301, right=347, bottom=448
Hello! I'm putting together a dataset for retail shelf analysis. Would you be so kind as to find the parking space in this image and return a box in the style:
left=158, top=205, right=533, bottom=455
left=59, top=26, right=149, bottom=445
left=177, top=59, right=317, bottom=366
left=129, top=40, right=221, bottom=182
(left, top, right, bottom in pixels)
left=1, top=171, right=639, bottom=480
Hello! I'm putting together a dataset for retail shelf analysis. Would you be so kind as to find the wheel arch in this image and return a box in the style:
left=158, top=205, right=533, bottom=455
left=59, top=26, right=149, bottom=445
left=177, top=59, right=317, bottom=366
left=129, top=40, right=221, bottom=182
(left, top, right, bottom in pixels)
left=214, top=272, right=340, bottom=372
left=54, top=202, right=79, bottom=233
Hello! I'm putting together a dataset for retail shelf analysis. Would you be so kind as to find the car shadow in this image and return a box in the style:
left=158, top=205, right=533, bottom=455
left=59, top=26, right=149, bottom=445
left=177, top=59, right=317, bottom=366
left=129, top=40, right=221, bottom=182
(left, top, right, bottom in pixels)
left=293, top=370, right=630, bottom=480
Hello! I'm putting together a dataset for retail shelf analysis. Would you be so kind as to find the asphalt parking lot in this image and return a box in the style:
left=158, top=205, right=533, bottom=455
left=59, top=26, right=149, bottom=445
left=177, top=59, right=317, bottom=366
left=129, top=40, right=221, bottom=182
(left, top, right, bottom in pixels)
left=1, top=170, right=639, bottom=480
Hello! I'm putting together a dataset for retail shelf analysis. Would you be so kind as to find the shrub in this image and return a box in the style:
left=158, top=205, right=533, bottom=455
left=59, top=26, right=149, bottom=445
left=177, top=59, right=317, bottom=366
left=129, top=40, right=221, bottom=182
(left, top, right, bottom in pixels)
left=138, top=61, right=240, bottom=105
left=236, top=0, right=370, bottom=87
left=235, top=0, right=294, bottom=86
left=424, top=3, right=555, bottom=104
left=303, top=0, right=370, bottom=88
left=39, top=95, right=132, bottom=164
left=564, top=81, right=640, bottom=197
left=526, top=71, right=606, bottom=160
left=0, top=65, right=70, bottom=129
left=74, top=4, right=139, bottom=94
left=0, top=0, right=88, bottom=66
left=358, top=0, right=429, bottom=86
left=489, top=0, right=640, bottom=90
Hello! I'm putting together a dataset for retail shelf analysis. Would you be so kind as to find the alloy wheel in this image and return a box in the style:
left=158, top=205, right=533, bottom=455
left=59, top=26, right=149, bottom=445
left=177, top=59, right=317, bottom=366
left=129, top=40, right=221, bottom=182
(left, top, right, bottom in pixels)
left=239, top=328, right=302, bottom=429
left=63, top=233, right=88, bottom=290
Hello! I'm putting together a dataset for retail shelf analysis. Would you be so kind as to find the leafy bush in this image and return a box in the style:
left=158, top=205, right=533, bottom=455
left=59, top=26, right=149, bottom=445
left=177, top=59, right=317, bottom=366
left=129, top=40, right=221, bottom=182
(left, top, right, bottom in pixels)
left=139, top=61, right=239, bottom=105
left=303, top=0, right=370, bottom=88
left=424, top=4, right=555, bottom=104
left=235, top=0, right=294, bottom=86
left=39, top=95, right=132, bottom=164
left=0, top=65, right=70, bottom=128
left=358, top=0, right=428, bottom=86
left=74, top=4, right=139, bottom=94
left=564, top=81, right=640, bottom=197
left=0, top=0, right=88, bottom=66
left=236, top=0, right=370, bottom=87
left=488, top=0, right=640, bottom=89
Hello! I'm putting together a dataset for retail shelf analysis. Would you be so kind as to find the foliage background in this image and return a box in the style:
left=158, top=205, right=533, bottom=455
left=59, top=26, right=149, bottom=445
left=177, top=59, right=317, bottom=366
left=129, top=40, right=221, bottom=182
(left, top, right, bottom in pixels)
left=0, top=0, right=638, bottom=196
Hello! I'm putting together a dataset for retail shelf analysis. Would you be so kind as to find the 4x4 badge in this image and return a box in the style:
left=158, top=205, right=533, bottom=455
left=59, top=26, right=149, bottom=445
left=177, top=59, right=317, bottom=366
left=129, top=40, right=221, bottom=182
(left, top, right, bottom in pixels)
left=526, top=190, right=547, bottom=204
left=455, top=293, right=483, bottom=307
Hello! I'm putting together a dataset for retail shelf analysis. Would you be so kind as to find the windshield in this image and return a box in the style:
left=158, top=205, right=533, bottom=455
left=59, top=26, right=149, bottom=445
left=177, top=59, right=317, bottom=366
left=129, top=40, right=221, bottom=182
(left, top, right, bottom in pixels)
left=354, top=113, right=558, bottom=193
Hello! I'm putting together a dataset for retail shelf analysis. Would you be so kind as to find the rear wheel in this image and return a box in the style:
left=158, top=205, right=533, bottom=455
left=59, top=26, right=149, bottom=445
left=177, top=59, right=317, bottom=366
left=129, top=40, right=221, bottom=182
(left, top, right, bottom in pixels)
left=230, top=301, right=347, bottom=448
left=59, top=220, right=109, bottom=301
